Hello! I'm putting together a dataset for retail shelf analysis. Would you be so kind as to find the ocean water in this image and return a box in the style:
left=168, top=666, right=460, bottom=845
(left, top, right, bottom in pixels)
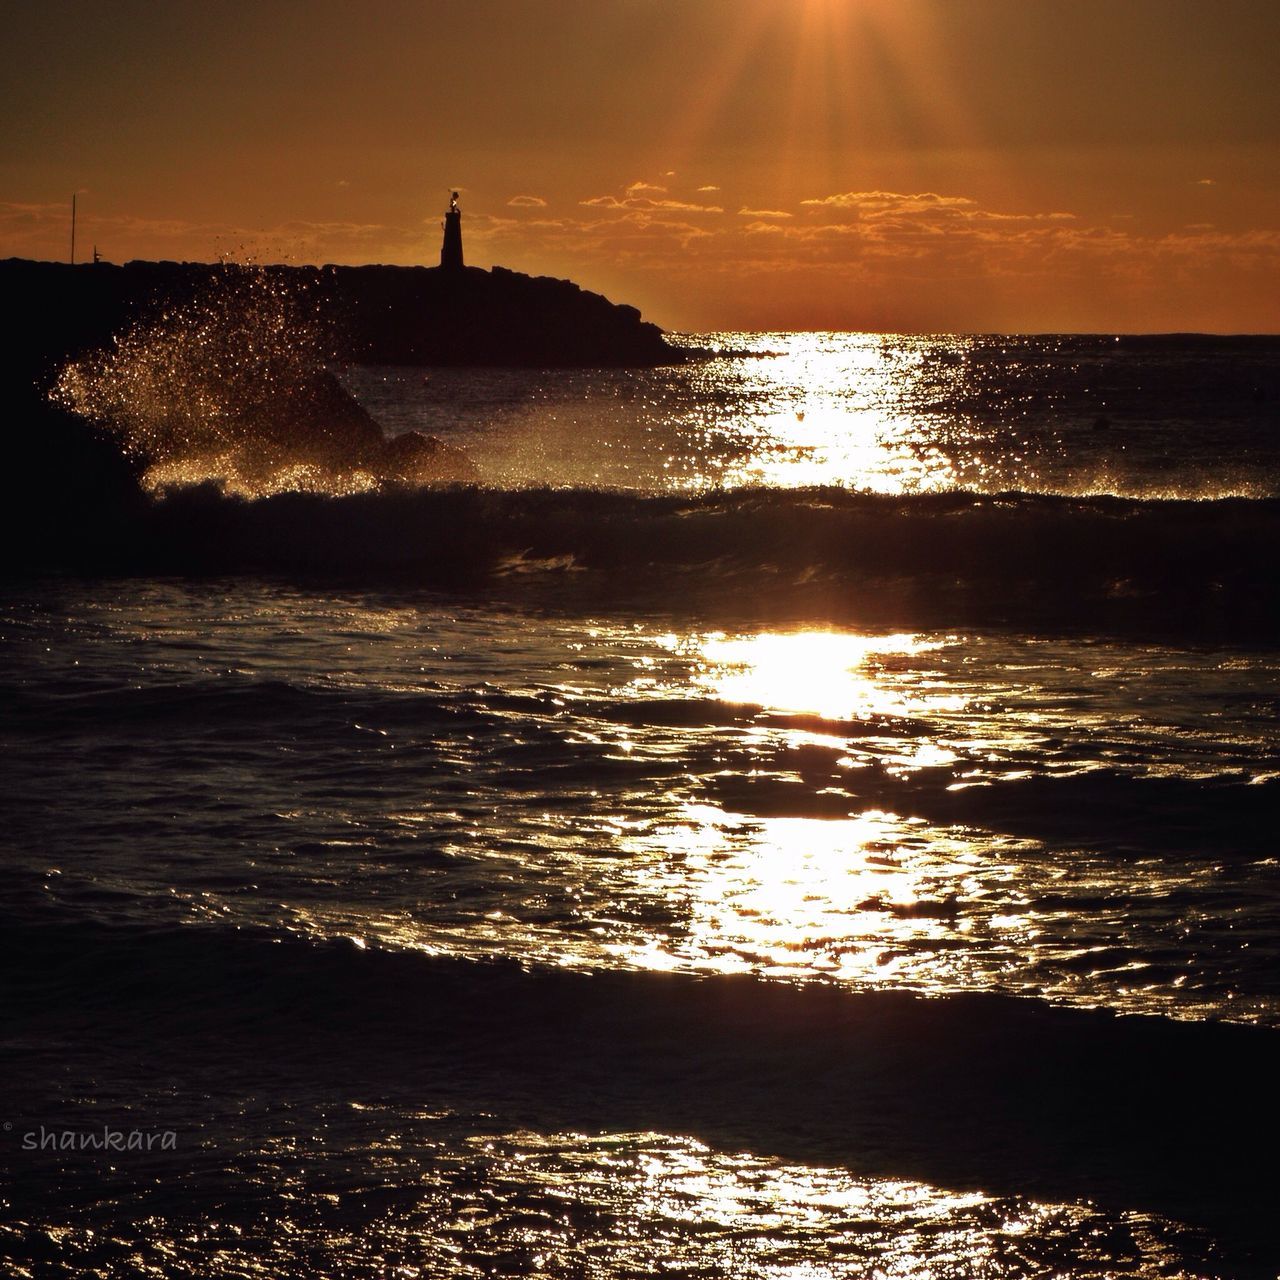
left=3, top=332, right=1279, bottom=1276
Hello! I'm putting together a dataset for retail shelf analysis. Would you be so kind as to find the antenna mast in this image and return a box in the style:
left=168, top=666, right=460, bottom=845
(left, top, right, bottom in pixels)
left=71, top=193, right=77, bottom=265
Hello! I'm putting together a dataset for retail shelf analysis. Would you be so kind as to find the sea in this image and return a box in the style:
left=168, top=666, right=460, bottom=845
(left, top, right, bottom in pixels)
left=3, top=330, right=1279, bottom=1277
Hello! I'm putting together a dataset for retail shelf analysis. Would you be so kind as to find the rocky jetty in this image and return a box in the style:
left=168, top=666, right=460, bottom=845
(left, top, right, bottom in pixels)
left=0, top=257, right=676, bottom=374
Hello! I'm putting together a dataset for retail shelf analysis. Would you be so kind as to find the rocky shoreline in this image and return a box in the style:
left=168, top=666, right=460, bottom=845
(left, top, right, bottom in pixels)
left=1, top=257, right=677, bottom=376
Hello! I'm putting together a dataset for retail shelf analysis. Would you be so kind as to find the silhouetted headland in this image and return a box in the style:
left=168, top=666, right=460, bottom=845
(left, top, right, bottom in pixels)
left=0, top=254, right=675, bottom=375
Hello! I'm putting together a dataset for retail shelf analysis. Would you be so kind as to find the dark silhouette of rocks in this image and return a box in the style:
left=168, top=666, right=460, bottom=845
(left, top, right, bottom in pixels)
left=120, top=364, right=478, bottom=492
left=258, top=367, right=474, bottom=487
left=377, top=427, right=477, bottom=486
left=0, top=257, right=676, bottom=373
left=335, top=264, right=670, bottom=366
left=1, top=351, right=147, bottom=571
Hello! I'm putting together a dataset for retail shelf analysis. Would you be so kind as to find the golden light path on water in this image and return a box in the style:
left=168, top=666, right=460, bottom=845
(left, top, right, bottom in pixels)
left=655, top=330, right=1267, bottom=498
left=712, top=336, right=964, bottom=493
left=608, top=628, right=1027, bottom=984
left=696, top=630, right=961, bottom=724
left=65, top=290, right=1269, bottom=499
left=366, top=1129, right=1197, bottom=1279
left=102, top=588, right=1268, bottom=1024
left=668, top=332, right=972, bottom=493
left=268, top=624, right=1047, bottom=999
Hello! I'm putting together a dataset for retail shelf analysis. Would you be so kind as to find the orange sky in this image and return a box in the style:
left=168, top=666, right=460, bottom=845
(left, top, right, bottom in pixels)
left=3, top=0, right=1278, bottom=332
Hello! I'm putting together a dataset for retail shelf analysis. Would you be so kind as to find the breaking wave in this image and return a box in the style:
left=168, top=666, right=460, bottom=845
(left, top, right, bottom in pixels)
left=22, top=480, right=1275, bottom=637
left=49, top=265, right=475, bottom=497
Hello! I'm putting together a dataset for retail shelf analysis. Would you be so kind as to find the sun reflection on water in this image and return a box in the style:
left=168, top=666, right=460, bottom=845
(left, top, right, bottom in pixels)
left=611, top=803, right=1033, bottom=986
left=32, top=586, right=1274, bottom=1024
left=686, top=333, right=971, bottom=493
left=691, top=629, right=961, bottom=722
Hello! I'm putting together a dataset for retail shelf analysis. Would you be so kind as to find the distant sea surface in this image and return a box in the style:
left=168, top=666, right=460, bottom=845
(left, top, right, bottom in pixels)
left=3, top=333, right=1279, bottom=1277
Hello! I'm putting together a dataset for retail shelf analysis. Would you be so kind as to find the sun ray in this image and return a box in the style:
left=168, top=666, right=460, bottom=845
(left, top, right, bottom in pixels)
left=659, top=1, right=781, bottom=171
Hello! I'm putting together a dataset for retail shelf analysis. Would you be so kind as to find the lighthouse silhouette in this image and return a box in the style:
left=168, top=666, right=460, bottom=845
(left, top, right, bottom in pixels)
left=441, top=191, right=463, bottom=271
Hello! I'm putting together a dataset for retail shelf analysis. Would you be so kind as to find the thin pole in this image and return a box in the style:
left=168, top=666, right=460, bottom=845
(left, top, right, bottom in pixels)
left=71, top=193, right=76, bottom=265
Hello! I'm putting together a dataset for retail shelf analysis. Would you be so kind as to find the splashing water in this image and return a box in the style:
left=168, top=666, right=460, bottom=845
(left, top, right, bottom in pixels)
left=52, top=266, right=473, bottom=498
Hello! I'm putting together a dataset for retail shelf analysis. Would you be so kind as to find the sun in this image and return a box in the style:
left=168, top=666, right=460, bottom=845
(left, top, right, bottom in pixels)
left=660, top=0, right=978, bottom=199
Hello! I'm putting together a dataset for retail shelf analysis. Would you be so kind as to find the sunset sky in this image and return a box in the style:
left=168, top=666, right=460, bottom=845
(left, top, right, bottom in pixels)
left=4, top=0, right=1278, bottom=332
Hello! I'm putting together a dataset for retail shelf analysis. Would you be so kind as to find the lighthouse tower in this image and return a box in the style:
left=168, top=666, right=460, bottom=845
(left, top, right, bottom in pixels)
left=441, top=191, right=463, bottom=271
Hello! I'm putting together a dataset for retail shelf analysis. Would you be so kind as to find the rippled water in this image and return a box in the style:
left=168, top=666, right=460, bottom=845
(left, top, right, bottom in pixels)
left=346, top=332, right=1280, bottom=496
left=4, top=332, right=1279, bottom=1276
left=1, top=1122, right=1228, bottom=1279
left=5, top=583, right=1277, bottom=1025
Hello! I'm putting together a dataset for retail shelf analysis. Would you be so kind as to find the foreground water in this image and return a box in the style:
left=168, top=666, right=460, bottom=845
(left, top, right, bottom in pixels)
left=3, top=333, right=1279, bottom=1276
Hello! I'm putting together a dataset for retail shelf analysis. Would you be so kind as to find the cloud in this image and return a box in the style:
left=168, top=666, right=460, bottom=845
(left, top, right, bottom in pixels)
left=581, top=194, right=723, bottom=214
left=702, top=189, right=1280, bottom=293
left=1152, top=227, right=1280, bottom=256
left=507, top=195, right=548, bottom=208
left=0, top=199, right=66, bottom=223
left=438, top=185, right=1280, bottom=305
left=626, top=181, right=668, bottom=196
left=1195, top=178, right=1217, bottom=186
left=697, top=185, right=720, bottom=193
left=796, top=191, right=1078, bottom=245
left=802, top=190, right=977, bottom=214
left=470, top=203, right=724, bottom=268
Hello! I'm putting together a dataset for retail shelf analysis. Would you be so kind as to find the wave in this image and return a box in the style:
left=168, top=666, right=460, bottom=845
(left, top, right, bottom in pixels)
left=709, top=764, right=1277, bottom=854
left=2, top=915, right=1277, bottom=1260
left=8, top=480, right=1278, bottom=637
left=9, top=667, right=1272, bottom=865
left=46, top=269, right=478, bottom=496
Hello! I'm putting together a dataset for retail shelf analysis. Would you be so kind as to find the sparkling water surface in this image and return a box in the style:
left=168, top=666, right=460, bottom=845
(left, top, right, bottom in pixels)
left=5, top=331, right=1279, bottom=1277
left=345, top=332, right=1280, bottom=497
left=4, top=580, right=1277, bottom=1026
